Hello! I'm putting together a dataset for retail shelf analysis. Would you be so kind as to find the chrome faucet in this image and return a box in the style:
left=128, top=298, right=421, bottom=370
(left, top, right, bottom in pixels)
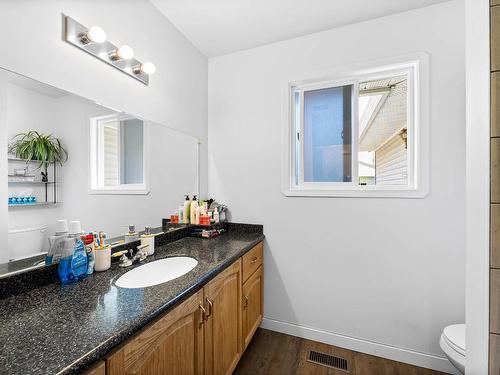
left=132, top=244, right=149, bottom=262
left=118, top=244, right=149, bottom=268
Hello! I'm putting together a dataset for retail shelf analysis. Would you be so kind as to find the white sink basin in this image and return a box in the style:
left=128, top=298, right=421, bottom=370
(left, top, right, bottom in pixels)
left=115, top=257, right=198, bottom=288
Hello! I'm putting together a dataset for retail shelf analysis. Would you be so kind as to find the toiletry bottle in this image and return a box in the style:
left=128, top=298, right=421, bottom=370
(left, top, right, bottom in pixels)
left=178, top=206, right=184, bottom=223
left=140, top=226, right=155, bottom=256
left=190, top=195, right=198, bottom=225
left=125, top=225, right=139, bottom=243
left=46, top=219, right=69, bottom=265
left=183, top=195, right=191, bottom=224
left=84, top=234, right=95, bottom=274
left=213, top=209, right=219, bottom=223
left=58, top=221, right=88, bottom=284
left=195, top=205, right=201, bottom=225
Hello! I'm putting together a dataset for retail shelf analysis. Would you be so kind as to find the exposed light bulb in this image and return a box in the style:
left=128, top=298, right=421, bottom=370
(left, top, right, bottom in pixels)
left=140, top=62, right=156, bottom=75
left=85, top=26, right=106, bottom=44
left=116, top=45, right=134, bottom=60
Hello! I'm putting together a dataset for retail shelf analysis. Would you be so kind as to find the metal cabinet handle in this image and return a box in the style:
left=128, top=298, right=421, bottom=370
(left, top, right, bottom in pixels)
left=206, top=297, right=213, bottom=319
left=199, top=303, right=207, bottom=327
left=250, top=256, right=258, bottom=264
left=244, top=295, right=249, bottom=309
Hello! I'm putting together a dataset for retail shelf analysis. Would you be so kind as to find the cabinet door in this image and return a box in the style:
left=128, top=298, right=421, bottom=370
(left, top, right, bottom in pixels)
left=242, top=265, right=263, bottom=349
left=204, top=259, right=242, bottom=375
left=106, top=289, right=205, bottom=375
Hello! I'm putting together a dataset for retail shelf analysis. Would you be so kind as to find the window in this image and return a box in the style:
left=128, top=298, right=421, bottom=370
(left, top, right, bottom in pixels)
left=90, top=114, right=149, bottom=194
left=283, top=56, right=428, bottom=198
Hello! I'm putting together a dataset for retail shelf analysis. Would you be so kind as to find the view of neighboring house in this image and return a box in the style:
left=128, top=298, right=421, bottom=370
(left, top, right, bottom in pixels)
left=358, top=75, right=408, bottom=185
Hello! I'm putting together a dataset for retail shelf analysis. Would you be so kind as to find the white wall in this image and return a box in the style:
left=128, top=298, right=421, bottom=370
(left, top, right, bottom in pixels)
left=0, top=0, right=208, bottom=259
left=465, top=0, right=490, bottom=373
left=208, top=2, right=464, bottom=373
left=7, top=83, right=62, bottom=260
left=5, top=83, right=198, bottom=262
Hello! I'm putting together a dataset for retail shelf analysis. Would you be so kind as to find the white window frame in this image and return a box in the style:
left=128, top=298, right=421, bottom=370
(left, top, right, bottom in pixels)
left=281, top=53, right=429, bottom=198
left=89, top=113, right=150, bottom=195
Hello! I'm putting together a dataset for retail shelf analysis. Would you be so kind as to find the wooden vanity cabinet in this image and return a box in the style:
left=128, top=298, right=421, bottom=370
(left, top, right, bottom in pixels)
left=105, top=289, right=205, bottom=375
left=204, top=259, right=243, bottom=375
left=242, top=264, right=263, bottom=350
left=103, top=242, right=263, bottom=375
left=81, top=360, right=105, bottom=375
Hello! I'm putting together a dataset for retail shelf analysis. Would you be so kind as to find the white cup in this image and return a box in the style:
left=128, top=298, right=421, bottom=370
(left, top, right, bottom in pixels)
left=94, top=245, right=111, bottom=272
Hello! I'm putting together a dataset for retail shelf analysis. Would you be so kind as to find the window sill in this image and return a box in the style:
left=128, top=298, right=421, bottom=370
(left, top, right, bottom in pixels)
left=282, top=187, right=429, bottom=199
left=89, top=187, right=150, bottom=195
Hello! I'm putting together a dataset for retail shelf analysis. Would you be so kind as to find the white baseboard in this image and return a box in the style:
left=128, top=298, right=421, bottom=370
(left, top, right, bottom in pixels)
left=260, top=317, right=460, bottom=375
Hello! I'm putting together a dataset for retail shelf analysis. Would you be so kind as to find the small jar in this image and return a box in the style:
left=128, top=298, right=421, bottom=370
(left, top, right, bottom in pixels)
left=94, top=245, right=111, bottom=272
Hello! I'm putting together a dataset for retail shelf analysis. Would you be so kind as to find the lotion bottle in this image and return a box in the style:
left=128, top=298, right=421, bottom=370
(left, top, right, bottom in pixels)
left=190, top=195, right=198, bottom=225
left=183, top=195, right=191, bottom=224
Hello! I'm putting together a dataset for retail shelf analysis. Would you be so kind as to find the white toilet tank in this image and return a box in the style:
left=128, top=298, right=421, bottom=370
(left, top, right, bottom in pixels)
left=8, top=225, right=48, bottom=261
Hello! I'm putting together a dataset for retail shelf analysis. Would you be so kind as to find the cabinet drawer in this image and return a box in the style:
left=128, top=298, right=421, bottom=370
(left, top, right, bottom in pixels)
left=242, top=242, right=263, bottom=283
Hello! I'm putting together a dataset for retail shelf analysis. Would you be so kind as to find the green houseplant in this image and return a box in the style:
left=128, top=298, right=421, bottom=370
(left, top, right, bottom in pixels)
left=8, top=131, right=68, bottom=180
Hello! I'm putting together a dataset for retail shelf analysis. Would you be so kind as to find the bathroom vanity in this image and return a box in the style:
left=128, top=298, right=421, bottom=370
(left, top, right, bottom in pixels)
left=0, top=224, right=264, bottom=375
left=103, top=242, right=263, bottom=375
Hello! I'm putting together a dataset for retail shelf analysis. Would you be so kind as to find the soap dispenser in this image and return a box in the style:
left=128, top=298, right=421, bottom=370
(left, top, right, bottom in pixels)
left=183, top=195, right=191, bottom=224
left=125, top=225, right=139, bottom=243
left=140, top=226, right=155, bottom=256
left=190, top=195, right=199, bottom=225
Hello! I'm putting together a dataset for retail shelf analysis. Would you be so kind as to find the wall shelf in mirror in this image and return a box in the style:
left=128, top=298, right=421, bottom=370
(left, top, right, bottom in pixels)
left=8, top=202, right=59, bottom=208
left=7, top=157, right=58, bottom=208
left=8, top=180, right=57, bottom=185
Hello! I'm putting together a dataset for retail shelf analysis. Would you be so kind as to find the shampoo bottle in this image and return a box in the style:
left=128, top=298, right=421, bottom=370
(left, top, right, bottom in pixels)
left=190, top=195, right=198, bottom=225
left=183, top=195, right=191, bottom=224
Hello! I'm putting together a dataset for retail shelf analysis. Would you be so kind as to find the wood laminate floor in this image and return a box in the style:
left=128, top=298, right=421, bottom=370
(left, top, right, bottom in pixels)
left=234, top=329, right=448, bottom=375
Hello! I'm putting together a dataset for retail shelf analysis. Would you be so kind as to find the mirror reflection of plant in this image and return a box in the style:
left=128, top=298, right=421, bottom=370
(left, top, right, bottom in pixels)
left=8, top=131, right=68, bottom=173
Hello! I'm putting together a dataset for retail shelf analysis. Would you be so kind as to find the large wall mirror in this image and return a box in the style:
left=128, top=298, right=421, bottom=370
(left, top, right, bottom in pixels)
left=1, top=68, right=199, bottom=275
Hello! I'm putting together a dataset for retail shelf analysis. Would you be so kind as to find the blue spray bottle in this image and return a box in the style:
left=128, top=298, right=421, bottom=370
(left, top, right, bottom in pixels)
left=58, top=221, right=88, bottom=284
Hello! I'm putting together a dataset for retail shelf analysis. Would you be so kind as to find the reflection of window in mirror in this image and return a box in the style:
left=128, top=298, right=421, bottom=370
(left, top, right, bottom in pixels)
left=90, top=114, right=149, bottom=194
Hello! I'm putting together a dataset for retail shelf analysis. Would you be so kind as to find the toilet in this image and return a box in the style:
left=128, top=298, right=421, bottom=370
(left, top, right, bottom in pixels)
left=8, top=225, right=48, bottom=261
left=439, top=324, right=465, bottom=374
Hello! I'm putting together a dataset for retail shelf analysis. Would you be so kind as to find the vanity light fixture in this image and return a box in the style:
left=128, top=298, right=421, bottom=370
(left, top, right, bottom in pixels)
left=63, top=15, right=154, bottom=85
left=134, top=62, right=156, bottom=75
left=110, top=45, right=134, bottom=61
left=79, top=26, right=106, bottom=44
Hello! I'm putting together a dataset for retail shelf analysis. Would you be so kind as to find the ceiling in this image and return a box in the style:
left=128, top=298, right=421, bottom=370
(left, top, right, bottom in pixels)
left=151, top=0, right=450, bottom=57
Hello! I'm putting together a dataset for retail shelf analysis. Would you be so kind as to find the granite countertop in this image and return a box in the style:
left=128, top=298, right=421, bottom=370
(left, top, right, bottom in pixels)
left=0, top=228, right=264, bottom=375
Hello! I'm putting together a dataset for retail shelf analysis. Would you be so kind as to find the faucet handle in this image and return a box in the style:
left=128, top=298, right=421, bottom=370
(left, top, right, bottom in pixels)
left=119, top=253, right=133, bottom=267
left=137, top=243, right=149, bottom=260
